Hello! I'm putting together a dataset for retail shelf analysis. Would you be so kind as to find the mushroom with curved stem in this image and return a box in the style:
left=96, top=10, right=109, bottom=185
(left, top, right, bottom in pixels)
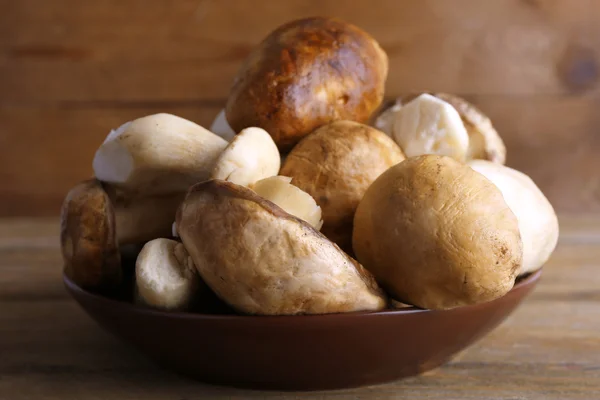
left=92, top=113, right=228, bottom=196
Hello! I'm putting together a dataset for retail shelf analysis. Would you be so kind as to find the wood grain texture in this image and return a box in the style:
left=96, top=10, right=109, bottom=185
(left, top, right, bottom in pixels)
left=1, top=0, right=600, bottom=215
left=0, top=216, right=598, bottom=399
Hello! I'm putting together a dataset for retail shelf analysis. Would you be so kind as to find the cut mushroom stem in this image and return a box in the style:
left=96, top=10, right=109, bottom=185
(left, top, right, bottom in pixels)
left=373, top=93, right=506, bottom=164
left=385, top=93, right=469, bottom=161
left=92, top=113, right=228, bottom=196
left=211, top=127, right=281, bottom=187
left=135, top=238, right=202, bottom=311
left=251, top=176, right=323, bottom=230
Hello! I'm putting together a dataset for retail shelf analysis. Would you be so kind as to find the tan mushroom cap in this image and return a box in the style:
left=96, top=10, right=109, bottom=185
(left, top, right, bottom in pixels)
left=60, top=179, right=122, bottom=291
left=353, top=155, right=522, bottom=310
left=176, top=180, right=387, bottom=315
left=280, top=120, right=405, bottom=253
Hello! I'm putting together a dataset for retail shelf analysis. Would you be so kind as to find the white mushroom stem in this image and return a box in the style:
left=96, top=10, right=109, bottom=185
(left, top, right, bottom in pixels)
left=211, top=127, right=281, bottom=187
left=93, top=113, right=228, bottom=196
left=377, top=94, right=469, bottom=161
left=209, top=109, right=237, bottom=142
left=468, top=160, right=559, bottom=275
left=252, top=176, right=323, bottom=230
left=135, top=238, right=201, bottom=311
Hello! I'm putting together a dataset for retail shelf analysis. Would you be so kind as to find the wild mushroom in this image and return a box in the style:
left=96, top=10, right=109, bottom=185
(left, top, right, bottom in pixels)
left=280, top=120, right=405, bottom=252
left=135, top=238, right=203, bottom=311
left=373, top=93, right=470, bottom=161
left=60, top=179, right=184, bottom=291
left=352, top=155, right=523, bottom=310
left=210, top=127, right=280, bottom=187
left=176, top=180, right=387, bottom=315
left=60, top=179, right=121, bottom=292
left=92, top=113, right=228, bottom=196
left=252, top=176, right=323, bottom=230
left=225, top=17, right=389, bottom=151
left=373, top=93, right=506, bottom=164
left=468, top=160, right=559, bottom=275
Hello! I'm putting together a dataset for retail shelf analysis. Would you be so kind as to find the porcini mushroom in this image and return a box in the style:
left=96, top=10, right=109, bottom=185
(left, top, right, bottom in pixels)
left=225, top=17, right=389, bottom=151
left=176, top=180, right=386, bottom=315
left=92, top=113, right=228, bottom=196
left=211, top=127, right=280, bottom=187
left=374, top=93, right=470, bottom=161
left=252, top=176, right=323, bottom=230
left=60, top=179, right=184, bottom=291
left=468, top=160, right=559, bottom=275
left=60, top=179, right=121, bottom=291
left=374, top=93, right=506, bottom=164
left=280, top=120, right=405, bottom=252
left=353, top=155, right=522, bottom=310
left=135, top=238, right=202, bottom=311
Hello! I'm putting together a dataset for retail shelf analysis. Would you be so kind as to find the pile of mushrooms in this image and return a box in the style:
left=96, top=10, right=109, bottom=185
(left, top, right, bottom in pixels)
left=60, top=16, right=558, bottom=314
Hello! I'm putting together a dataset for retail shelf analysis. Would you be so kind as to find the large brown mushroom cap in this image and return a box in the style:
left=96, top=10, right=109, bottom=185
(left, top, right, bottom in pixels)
left=60, top=179, right=122, bottom=291
left=176, top=180, right=386, bottom=315
left=280, top=120, right=405, bottom=253
left=225, top=17, right=388, bottom=152
left=353, top=155, right=522, bottom=310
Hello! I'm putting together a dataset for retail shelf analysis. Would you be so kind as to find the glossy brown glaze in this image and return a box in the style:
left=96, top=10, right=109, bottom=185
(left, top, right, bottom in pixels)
left=225, top=17, right=388, bottom=152
left=64, top=269, right=541, bottom=391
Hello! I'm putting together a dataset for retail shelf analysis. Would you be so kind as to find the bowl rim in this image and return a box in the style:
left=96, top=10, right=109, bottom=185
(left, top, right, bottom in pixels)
left=63, top=269, right=541, bottom=321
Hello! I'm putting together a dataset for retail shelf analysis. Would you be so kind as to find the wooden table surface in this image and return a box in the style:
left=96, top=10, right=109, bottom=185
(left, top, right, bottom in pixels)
left=1, top=216, right=598, bottom=399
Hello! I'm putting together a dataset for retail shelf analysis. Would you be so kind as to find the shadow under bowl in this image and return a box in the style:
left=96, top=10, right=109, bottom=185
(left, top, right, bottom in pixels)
left=64, top=269, right=541, bottom=391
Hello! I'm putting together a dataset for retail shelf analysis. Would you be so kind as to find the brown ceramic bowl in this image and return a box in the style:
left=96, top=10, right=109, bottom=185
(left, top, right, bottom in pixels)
left=64, top=270, right=541, bottom=391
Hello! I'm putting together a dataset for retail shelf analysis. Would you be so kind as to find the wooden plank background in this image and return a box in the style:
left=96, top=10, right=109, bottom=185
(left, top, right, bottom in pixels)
left=2, top=0, right=600, bottom=216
